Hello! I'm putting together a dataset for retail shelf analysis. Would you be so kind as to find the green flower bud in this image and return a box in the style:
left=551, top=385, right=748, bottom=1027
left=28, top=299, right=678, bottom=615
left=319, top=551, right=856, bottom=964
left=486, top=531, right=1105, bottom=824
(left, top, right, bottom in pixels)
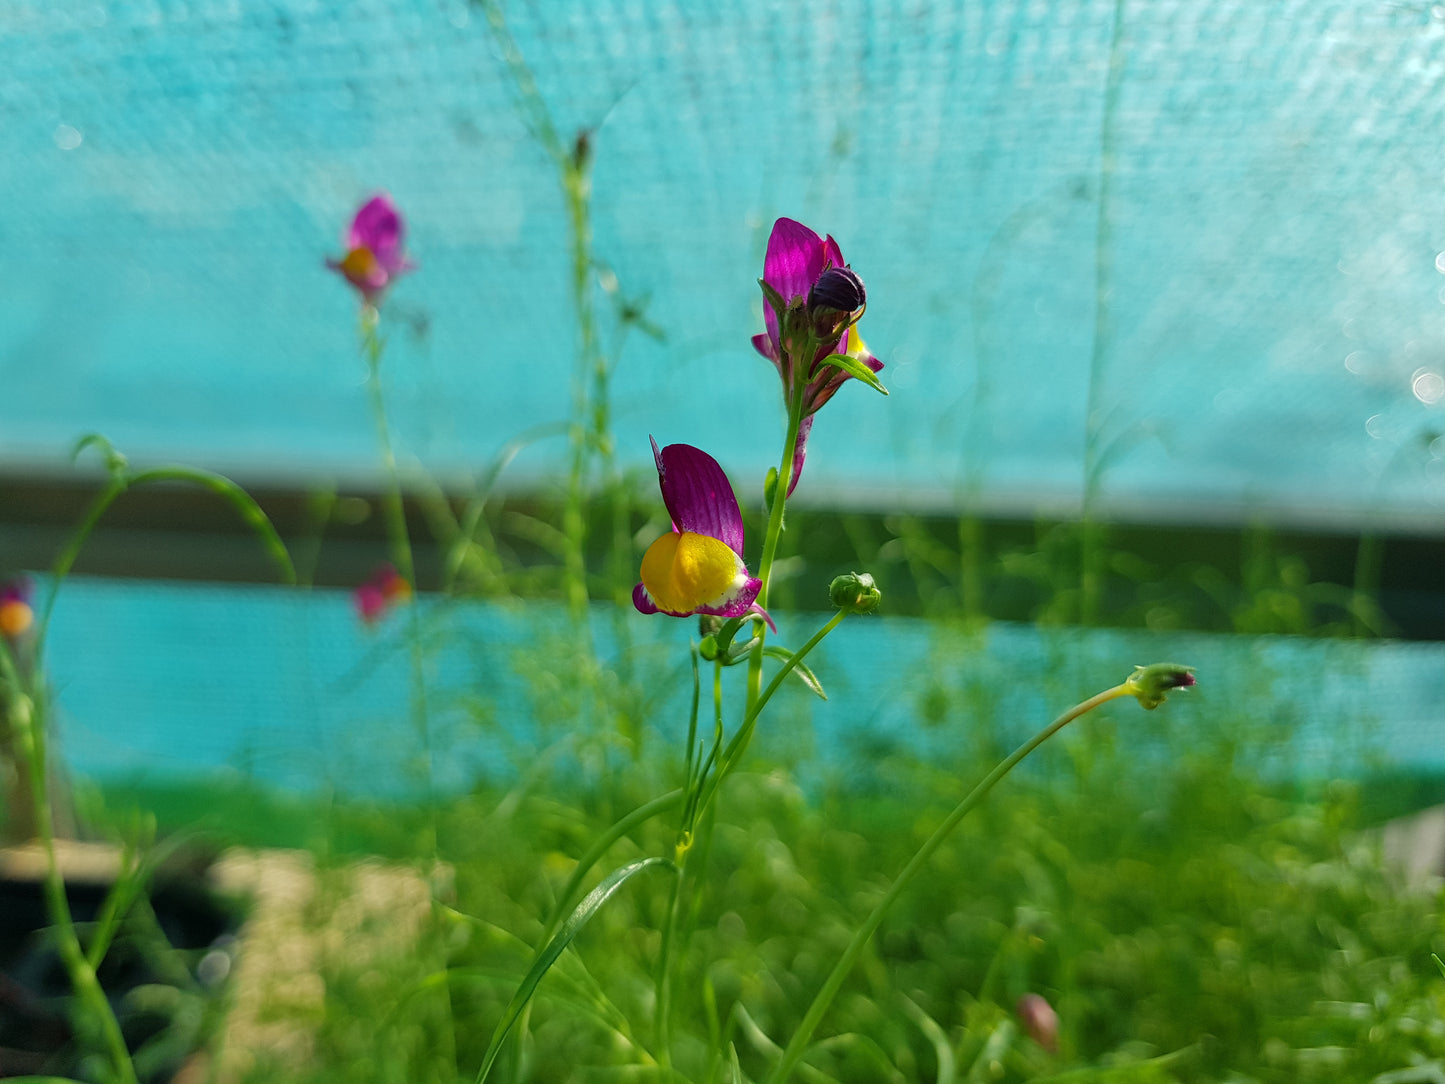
left=1124, top=663, right=1197, bottom=710
left=764, top=466, right=780, bottom=510
left=830, top=571, right=882, bottom=614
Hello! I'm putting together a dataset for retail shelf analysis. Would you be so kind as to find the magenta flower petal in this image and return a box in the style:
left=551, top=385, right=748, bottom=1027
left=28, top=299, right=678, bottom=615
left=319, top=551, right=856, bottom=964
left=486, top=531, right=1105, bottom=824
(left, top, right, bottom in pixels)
left=751, top=332, right=779, bottom=364
left=761, top=217, right=828, bottom=352
left=763, top=217, right=829, bottom=303
left=693, top=575, right=768, bottom=624
left=355, top=583, right=386, bottom=623
left=786, top=414, right=815, bottom=498
left=347, top=194, right=407, bottom=272
left=631, top=582, right=660, bottom=616
left=651, top=438, right=746, bottom=559
left=0, top=576, right=32, bottom=606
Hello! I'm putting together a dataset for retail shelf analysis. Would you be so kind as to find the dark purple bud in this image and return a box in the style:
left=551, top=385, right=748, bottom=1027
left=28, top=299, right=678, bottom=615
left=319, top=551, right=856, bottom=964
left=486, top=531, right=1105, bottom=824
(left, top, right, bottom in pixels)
left=808, top=266, right=866, bottom=314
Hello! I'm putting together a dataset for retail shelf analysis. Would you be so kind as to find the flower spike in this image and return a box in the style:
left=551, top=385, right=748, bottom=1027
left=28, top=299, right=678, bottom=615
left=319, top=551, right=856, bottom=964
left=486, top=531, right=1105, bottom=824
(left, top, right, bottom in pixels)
left=752, top=217, right=883, bottom=496
left=634, top=440, right=773, bottom=630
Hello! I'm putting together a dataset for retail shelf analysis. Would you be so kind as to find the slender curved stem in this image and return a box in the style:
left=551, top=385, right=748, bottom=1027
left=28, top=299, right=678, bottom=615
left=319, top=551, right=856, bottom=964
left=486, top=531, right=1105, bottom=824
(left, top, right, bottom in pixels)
left=766, top=683, right=1131, bottom=1084
left=5, top=683, right=137, bottom=1083
left=696, top=610, right=847, bottom=825
left=35, top=477, right=127, bottom=661
left=361, top=316, right=456, bottom=1075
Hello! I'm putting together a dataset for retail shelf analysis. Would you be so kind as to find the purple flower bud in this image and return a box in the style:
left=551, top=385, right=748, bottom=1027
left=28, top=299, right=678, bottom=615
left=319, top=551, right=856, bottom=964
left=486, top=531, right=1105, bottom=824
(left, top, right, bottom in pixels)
left=808, top=266, right=866, bottom=315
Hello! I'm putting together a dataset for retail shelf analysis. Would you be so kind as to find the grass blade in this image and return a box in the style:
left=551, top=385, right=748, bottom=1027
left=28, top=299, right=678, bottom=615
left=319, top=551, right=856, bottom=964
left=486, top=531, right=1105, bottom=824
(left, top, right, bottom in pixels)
left=474, top=856, right=672, bottom=1083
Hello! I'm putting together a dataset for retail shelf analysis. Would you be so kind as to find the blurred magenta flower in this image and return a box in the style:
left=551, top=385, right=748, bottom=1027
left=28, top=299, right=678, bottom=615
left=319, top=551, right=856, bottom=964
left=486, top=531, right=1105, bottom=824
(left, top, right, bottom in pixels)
left=354, top=563, right=411, bottom=625
left=751, top=217, right=882, bottom=496
left=633, top=439, right=772, bottom=628
left=327, top=194, right=415, bottom=307
left=0, top=577, right=33, bottom=641
left=1016, top=993, right=1059, bottom=1054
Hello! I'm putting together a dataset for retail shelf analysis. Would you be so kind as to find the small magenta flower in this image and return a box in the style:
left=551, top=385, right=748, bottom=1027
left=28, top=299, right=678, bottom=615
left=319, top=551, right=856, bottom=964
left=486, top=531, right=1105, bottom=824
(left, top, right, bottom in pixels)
left=0, top=578, right=33, bottom=641
left=354, top=563, right=411, bottom=625
left=327, top=193, right=415, bottom=307
left=633, top=439, right=773, bottom=628
left=751, top=217, right=883, bottom=496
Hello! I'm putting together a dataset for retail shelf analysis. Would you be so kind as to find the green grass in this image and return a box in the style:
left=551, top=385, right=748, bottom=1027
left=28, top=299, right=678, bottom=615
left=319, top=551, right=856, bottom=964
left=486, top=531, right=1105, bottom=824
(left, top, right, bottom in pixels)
left=88, top=730, right=1445, bottom=1084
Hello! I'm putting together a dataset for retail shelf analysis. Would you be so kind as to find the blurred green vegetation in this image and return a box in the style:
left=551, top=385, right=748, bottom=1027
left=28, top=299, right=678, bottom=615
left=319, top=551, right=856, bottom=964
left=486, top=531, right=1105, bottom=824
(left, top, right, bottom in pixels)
left=88, top=692, right=1445, bottom=1083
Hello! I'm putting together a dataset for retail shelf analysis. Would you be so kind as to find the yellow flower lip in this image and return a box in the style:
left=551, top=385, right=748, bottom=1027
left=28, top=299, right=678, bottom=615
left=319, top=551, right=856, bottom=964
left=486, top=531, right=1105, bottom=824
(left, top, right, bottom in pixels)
left=639, top=530, right=750, bottom=616
left=0, top=599, right=33, bottom=639
left=337, top=246, right=385, bottom=290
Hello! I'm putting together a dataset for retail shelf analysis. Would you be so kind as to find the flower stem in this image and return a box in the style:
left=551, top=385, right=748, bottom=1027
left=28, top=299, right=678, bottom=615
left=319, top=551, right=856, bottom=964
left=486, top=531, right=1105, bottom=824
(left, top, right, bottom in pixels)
left=362, top=321, right=438, bottom=844
left=745, top=388, right=806, bottom=715
left=560, top=153, right=598, bottom=636
left=361, top=317, right=456, bottom=1077
left=697, top=609, right=847, bottom=824
left=765, top=682, right=1132, bottom=1084
left=1, top=675, right=137, bottom=1084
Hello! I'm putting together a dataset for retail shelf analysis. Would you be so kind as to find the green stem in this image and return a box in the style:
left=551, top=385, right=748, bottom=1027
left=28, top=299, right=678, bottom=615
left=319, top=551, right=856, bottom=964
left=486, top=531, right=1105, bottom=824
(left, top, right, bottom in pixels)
left=8, top=686, right=137, bottom=1083
left=696, top=609, right=847, bottom=824
left=361, top=316, right=455, bottom=1076
left=745, top=390, right=806, bottom=715
left=560, top=158, right=597, bottom=634
left=1080, top=0, right=1126, bottom=625
left=654, top=847, right=685, bottom=1072
left=766, top=682, right=1131, bottom=1084
left=35, top=476, right=128, bottom=662
left=656, top=651, right=725, bottom=1069
left=363, top=323, right=416, bottom=587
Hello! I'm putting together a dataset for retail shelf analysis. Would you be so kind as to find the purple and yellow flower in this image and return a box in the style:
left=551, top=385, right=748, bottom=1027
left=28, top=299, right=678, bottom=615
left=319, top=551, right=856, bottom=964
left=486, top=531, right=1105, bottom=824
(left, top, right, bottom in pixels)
left=751, top=217, right=883, bottom=496
left=0, top=577, right=33, bottom=641
left=633, top=439, right=773, bottom=629
left=354, top=563, right=411, bottom=625
left=327, top=193, right=415, bottom=307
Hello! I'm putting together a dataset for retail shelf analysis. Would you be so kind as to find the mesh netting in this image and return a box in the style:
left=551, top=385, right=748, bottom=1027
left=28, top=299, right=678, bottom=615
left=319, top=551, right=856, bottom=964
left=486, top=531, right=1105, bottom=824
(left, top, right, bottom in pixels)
left=3, top=0, right=1445, bottom=527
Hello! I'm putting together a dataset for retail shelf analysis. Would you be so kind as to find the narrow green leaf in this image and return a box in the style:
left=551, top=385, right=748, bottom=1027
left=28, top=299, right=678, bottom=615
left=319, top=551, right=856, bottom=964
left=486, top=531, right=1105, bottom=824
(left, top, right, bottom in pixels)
left=900, top=995, right=955, bottom=1084
left=1434, top=952, right=1445, bottom=978
left=758, top=278, right=789, bottom=326
left=474, top=856, right=672, bottom=1083
left=816, top=352, right=888, bottom=396
left=763, top=645, right=827, bottom=700
left=71, top=433, right=128, bottom=476
left=131, top=467, right=296, bottom=585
